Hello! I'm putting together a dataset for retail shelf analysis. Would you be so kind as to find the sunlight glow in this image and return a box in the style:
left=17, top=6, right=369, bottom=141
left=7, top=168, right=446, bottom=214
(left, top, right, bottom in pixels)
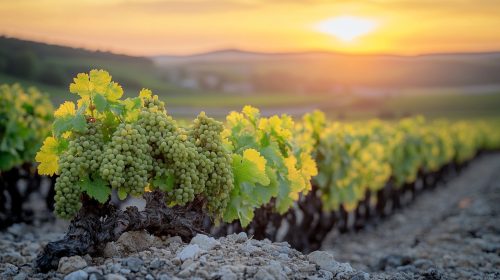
left=1, top=1, right=499, bottom=55
left=315, top=16, right=378, bottom=42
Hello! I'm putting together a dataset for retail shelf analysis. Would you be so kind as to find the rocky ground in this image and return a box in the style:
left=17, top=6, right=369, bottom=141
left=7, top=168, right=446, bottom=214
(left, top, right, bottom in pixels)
left=0, top=227, right=362, bottom=280
left=0, top=154, right=499, bottom=280
left=323, top=153, right=500, bottom=279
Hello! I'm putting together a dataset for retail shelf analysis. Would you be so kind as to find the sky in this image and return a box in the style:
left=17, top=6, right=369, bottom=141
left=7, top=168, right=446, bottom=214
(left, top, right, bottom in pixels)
left=1, top=0, right=500, bottom=56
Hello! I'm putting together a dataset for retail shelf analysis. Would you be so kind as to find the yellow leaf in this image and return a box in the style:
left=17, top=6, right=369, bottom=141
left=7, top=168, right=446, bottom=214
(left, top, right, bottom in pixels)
left=242, top=105, right=259, bottom=123
left=221, top=129, right=234, bottom=151
left=243, top=149, right=266, bottom=173
left=77, top=96, right=90, bottom=110
left=226, top=111, right=251, bottom=129
left=36, top=154, right=58, bottom=176
left=105, top=82, right=123, bottom=100
left=281, top=115, right=293, bottom=130
left=123, top=98, right=140, bottom=122
left=257, top=118, right=268, bottom=130
left=233, top=149, right=270, bottom=186
left=259, top=115, right=292, bottom=140
left=54, top=101, right=76, bottom=118
left=139, top=88, right=152, bottom=98
left=69, top=73, right=92, bottom=97
left=35, top=136, right=59, bottom=175
left=284, top=156, right=305, bottom=200
left=90, top=69, right=112, bottom=94
left=269, top=116, right=282, bottom=129
left=300, top=152, right=318, bottom=177
left=62, top=131, right=72, bottom=139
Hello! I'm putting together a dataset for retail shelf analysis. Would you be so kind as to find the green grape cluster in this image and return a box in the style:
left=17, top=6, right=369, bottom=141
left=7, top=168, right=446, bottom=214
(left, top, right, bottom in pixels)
left=137, top=96, right=204, bottom=205
left=100, top=123, right=152, bottom=196
left=190, top=112, right=233, bottom=217
left=54, top=121, right=104, bottom=218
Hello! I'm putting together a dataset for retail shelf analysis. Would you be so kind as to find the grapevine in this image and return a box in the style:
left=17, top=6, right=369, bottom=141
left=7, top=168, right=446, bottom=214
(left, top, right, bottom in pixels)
left=0, top=83, right=54, bottom=228
left=1, top=84, right=53, bottom=171
left=36, top=70, right=312, bottom=225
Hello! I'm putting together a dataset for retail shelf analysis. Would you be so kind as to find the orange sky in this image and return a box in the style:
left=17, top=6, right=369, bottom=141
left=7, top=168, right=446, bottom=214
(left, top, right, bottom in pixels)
left=1, top=0, right=500, bottom=56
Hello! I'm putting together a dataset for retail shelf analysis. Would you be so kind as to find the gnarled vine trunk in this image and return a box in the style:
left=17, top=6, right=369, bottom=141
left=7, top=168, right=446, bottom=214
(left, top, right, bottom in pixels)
left=36, top=191, right=206, bottom=272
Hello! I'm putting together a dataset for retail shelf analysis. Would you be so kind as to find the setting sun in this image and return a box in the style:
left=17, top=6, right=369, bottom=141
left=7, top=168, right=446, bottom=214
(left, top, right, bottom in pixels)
left=315, top=16, right=378, bottom=42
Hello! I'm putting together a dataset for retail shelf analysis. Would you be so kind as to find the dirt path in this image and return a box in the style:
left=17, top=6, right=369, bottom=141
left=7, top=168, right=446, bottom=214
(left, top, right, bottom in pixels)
left=322, top=153, right=500, bottom=279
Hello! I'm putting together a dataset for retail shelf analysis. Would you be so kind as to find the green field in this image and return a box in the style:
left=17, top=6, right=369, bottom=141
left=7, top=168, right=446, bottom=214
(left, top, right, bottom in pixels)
left=332, top=92, right=500, bottom=120
left=3, top=69, right=499, bottom=121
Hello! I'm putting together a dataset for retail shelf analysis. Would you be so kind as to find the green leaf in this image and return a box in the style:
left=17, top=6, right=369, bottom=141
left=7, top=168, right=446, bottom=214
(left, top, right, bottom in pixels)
left=236, top=202, right=254, bottom=227
left=223, top=196, right=239, bottom=223
left=53, top=104, right=88, bottom=137
left=314, top=172, right=328, bottom=188
left=109, top=103, right=125, bottom=117
left=94, top=93, right=108, bottom=112
left=275, top=174, right=293, bottom=214
left=53, top=116, right=73, bottom=137
left=232, top=153, right=269, bottom=186
left=124, top=97, right=141, bottom=111
left=102, top=111, right=120, bottom=142
left=56, top=138, right=69, bottom=154
left=233, top=135, right=257, bottom=154
left=123, top=97, right=142, bottom=122
left=223, top=193, right=255, bottom=227
left=72, top=113, right=87, bottom=133
left=79, top=174, right=111, bottom=203
left=259, top=144, right=283, bottom=166
left=223, top=154, right=275, bottom=227
left=73, top=103, right=88, bottom=133
left=0, top=152, right=18, bottom=171
left=152, top=172, right=175, bottom=192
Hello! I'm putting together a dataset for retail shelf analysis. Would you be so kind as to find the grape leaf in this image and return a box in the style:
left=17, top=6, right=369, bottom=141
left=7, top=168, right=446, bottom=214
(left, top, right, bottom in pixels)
left=232, top=153, right=269, bottom=186
left=223, top=152, right=273, bottom=227
left=123, top=97, right=142, bottom=122
left=94, top=93, right=108, bottom=112
left=72, top=112, right=87, bottom=133
left=232, top=134, right=257, bottom=154
left=275, top=175, right=293, bottom=214
left=53, top=116, right=73, bottom=137
left=102, top=111, right=120, bottom=142
left=53, top=104, right=88, bottom=137
left=0, top=152, right=17, bottom=171
left=223, top=193, right=254, bottom=227
left=152, top=172, right=175, bottom=192
left=79, top=174, right=111, bottom=203
left=109, top=102, right=125, bottom=117
left=105, top=82, right=123, bottom=100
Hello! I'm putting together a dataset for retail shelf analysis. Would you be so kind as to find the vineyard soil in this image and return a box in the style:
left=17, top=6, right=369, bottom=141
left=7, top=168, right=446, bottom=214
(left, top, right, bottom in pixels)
left=324, top=153, right=500, bottom=279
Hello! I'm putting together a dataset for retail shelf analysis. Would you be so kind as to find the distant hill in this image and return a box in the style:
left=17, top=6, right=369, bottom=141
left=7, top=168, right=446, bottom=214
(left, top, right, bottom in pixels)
left=0, top=36, right=179, bottom=103
left=0, top=36, right=151, bottom=65
left=154, top=48, right=500, bottom=63
left=153, top=49, right=500, bottom=90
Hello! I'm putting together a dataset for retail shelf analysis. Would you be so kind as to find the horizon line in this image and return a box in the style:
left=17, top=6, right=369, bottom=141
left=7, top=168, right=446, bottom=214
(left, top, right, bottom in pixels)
left=3, top=34, right=500, bottom=59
